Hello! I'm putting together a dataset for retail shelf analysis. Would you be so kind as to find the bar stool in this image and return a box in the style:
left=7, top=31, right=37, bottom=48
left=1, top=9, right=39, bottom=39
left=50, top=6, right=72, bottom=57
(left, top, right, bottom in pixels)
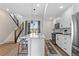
left=17, top=38, right=28, bottom=56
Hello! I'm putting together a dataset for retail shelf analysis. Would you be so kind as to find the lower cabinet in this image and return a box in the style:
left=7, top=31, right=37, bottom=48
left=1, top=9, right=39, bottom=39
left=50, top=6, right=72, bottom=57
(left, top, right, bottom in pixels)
left=29, top=38, right=45, bottom=56
left=56, top=34, right=72, bottom=55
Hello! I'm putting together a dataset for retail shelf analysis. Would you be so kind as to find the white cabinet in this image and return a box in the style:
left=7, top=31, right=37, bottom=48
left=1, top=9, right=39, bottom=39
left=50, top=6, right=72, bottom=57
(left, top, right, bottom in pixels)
left=59, top=15, right=71, bottom=28
left=56, top=34, right=72, bottom=55
left=28, top=38, right=45, bottom=56
left=58, top=6, right=73, bottom=28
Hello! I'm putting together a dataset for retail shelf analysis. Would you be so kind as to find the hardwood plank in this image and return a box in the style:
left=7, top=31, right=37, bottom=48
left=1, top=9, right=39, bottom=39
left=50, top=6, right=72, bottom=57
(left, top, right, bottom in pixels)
left=49, top=40, right=69, bottom=56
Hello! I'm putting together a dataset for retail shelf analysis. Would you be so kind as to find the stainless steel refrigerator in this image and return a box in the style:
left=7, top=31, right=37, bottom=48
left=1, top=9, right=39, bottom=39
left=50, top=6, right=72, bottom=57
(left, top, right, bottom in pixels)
left=72, top=12, right=79, bottom=56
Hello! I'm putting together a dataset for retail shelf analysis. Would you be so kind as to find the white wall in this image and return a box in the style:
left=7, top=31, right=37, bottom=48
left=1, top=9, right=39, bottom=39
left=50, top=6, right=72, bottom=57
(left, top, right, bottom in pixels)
left=42, top=20, right=52, bottom=40
left=73, top=4, right=79, bottom=14
left=3, top=31, right=14, bottom=44
left=0, top=9, right=16, bottom=44
left=52, top=18, right=59, bottom=31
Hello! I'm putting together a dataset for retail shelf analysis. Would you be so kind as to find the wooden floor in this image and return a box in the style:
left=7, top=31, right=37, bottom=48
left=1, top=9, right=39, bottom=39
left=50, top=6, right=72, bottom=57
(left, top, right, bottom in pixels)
left=45, top=40, right=68, bottom=56
left=0, top=43, right=18, bottom=56
left=45, top=40, right=61, bottom=56
left=54, top=44, right=69, bottom=56
left=0, top=40, right=68, bottom=56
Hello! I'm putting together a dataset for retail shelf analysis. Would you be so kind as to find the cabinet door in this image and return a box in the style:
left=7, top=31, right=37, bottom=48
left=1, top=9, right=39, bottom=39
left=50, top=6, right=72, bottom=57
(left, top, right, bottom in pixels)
left=56, top=34, right=72, bottom=55
left=65, top=36, right=72, bottom=55
left=59, top=12, right=71, bottom=28
left=56, top=34, right=60, bottom=44
left=56, top=34, right=60, bottom=45
left=31, top=39, right=44, bottom=56
left=62, top=35, right=72, bottom=55
left=60, top=19, right=71, bottom=28
left=56, top=34, right=63, bottom=48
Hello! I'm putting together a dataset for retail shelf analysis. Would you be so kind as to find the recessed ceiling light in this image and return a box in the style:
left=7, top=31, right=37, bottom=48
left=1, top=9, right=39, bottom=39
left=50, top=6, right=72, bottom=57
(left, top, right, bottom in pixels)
left=36, top=4, right=40, bottom=7
left=59, top=6, right=63, bottom=9
left=6, top=8, right=9, bottom=11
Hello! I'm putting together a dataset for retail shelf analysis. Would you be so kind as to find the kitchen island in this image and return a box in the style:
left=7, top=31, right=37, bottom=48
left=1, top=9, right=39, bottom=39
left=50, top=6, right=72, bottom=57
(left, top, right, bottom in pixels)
left=19, top=33, right=45, bottom=56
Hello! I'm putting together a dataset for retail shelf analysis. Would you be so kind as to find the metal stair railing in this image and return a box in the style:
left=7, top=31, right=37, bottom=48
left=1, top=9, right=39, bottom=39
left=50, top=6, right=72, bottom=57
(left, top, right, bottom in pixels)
left=9, top=13, right=19, bottom=27
left=14, top=22, right=24, bottom=43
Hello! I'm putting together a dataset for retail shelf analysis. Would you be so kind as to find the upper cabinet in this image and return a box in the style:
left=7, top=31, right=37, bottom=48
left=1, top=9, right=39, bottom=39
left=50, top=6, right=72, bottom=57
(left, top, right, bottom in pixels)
left=58, top=6, right=73, bottom=28
left=60, top=15, right=71, bottom=28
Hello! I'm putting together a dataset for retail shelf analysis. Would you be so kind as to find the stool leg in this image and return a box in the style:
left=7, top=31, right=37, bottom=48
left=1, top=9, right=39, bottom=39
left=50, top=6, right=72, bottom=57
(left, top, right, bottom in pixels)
left=17, top=43, right=19, bottom=56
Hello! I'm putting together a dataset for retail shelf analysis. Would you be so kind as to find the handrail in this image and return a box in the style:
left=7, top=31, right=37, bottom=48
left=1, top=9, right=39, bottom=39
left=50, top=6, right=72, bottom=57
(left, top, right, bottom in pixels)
left=13, top=14, right=19, bottom=26
left=9, top=13, right=19, bottom=27
left=14, top=22, right=24, bottom=43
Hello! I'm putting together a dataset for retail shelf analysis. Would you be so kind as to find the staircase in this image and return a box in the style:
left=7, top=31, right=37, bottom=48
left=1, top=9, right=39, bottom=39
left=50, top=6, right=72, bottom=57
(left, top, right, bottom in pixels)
left=9, top=13, right=24, bottom=43
left=8, top=11, right=25, bottom=43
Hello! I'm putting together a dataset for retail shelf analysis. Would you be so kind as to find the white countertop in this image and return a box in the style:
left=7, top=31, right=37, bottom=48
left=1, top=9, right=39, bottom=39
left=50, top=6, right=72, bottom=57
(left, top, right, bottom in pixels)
left=19, top=33, right=45, bottom=40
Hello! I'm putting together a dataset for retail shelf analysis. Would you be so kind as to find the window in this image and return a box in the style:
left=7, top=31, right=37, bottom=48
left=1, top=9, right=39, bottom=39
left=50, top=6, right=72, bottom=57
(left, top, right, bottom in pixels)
left=28, top=20, right=40, bottom=34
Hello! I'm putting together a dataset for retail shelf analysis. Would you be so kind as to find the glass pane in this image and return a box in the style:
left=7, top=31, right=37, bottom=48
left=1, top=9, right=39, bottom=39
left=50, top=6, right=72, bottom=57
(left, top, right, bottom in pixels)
left=30, top=20, right=39, bottom=33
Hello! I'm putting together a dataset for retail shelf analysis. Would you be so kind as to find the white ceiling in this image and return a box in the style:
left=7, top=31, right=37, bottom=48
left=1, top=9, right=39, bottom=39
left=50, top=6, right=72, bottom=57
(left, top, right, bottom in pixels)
left=44, top=3, right=72, bottom=20
left=0, top=3, right=74, bottom=20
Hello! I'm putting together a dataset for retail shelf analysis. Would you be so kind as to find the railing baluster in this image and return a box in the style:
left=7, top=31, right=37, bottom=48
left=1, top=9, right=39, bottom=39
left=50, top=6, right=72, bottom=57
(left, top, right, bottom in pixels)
left=14, top=22, right=24, bottom=43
